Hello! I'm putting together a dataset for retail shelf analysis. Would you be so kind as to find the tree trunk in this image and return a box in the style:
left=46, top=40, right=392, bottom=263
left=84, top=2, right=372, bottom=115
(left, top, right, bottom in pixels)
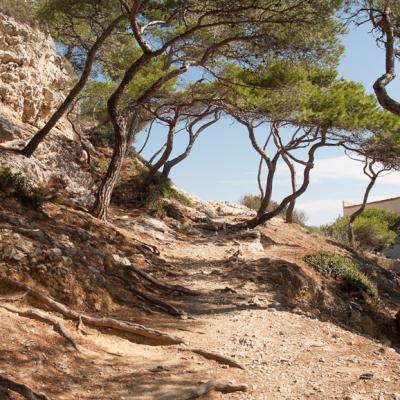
left=161, top=114, right=218, bottom=179
left=20, top=15, right=125, bottom=158
left=91, top=64, right=187, bottom=220
left=282, top=154, right=297, bottom=223
left=143, top=114, right=178, bottom=187
left=256, top=135, right=271, bottom=199
left=257, top=158, right=278, bottom=216
left=161, top=142, right=193, bottom=179
left=241, top=129, right=330, bottom=229
left=347, top=175, right=377, bottom=248
left=372, top=8, right=400, bottom=116
left=91, top=123, right=128, bottom=220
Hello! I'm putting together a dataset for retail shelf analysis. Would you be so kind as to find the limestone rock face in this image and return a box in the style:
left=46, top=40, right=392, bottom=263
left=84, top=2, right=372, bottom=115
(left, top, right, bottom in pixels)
left=0, top=13, right=68, bottom=125
left=0, top=13, right=95, bottom=207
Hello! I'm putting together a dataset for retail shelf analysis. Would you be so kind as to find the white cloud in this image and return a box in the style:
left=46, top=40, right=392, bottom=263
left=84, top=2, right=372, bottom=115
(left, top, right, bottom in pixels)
left=311, top=156, right=400, bottom=185
left=296, top=199, right=343, bottom=226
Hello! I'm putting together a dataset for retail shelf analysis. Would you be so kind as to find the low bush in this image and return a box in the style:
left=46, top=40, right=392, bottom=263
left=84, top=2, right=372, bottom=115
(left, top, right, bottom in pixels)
left=321, top=208, right=400, bottom=251
left=304, top=251, right=377, bottom=297
left=0, top=168, right=56, bottom=208
left=239, top=194, right=262, bottom=210
left=142, top=175, right=193, bottom=209
left=87, top=124, right=115, bottom=148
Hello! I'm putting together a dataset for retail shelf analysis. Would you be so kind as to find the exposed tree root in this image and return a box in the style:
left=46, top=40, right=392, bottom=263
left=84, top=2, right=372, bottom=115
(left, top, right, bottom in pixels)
left=0, top=276, right=184, bottom=345
left=187, top=348, right=245, bottom=370
left=0, top=305, right=79, bottom=351
left=111, top=272, right=187, bottom=318
left=128, top=265, right=200, bottom=296
left=135, top=239, right=160, bottom=255
left=0, top=375, right=49, bottom=400
left=159, top=380, right=247, bottom=400
left=0, top=291, right=27, bottom=302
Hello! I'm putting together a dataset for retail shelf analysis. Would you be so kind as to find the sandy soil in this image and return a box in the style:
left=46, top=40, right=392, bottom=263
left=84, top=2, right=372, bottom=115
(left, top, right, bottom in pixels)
left=0, top=204, right=399, bottom=400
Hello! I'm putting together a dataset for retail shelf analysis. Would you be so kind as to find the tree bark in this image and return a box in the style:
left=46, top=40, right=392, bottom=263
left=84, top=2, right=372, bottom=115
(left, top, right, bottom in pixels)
left=372, top=6, right=400, bottom=116
left=19, top=15, right=126, bottom=158
left=144, top=112, right=179, bottom=186
left=91, top=120, right=128, bottom=220
left=347, top=174, right=377, bottom=248
left=240, top=128, right=331, bottom=229
left=161, top=113, right=218, bottom=179
left=257, top=157, right=279, bottom=217
left=91, top=64, right=187, bottom=220
left=282, top=153, right=297, bottom=223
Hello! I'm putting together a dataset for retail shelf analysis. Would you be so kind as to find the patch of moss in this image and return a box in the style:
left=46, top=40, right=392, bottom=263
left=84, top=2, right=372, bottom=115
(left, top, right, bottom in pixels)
left=304, top=251, right=377, bottom=297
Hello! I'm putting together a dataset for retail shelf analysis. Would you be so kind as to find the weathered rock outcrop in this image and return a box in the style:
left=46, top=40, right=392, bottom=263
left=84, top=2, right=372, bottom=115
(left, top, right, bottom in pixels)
left=0, top=13, right=67, bottom=125
left=0, top=13, right=95, bottom=207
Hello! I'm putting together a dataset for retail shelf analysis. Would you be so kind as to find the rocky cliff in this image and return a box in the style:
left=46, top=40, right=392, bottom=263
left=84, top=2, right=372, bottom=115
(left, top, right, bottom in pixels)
left=0, top=13, right=95, bottom=207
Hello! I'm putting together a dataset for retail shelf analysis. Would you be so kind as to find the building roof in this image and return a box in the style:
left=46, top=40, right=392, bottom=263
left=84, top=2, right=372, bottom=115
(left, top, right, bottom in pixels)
left=343, top=196, right=400, bottom=209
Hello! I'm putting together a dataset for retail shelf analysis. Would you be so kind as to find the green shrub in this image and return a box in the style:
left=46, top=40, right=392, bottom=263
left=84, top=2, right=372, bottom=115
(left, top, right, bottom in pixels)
left=143, top=175, right=193, bottom=208
left=239, top=194, right=262, bottom=210
left=87, top=124, right=115, bottom=148
left=321, top=208, right=400, bottom=251
left=0, top=168, right=56, bottom=208
left=304, top=251, right=377, bottom=297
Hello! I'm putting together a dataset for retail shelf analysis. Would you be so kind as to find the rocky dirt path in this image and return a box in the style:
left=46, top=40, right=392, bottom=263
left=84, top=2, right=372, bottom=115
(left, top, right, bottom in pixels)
left=1, top=204, right=399, bottom=400
left=153, top=218, right=400, bottom=400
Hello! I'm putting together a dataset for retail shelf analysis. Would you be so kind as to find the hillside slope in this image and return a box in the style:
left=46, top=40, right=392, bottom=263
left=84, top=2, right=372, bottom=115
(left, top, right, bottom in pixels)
left=0, top=196, right=399, bottom=399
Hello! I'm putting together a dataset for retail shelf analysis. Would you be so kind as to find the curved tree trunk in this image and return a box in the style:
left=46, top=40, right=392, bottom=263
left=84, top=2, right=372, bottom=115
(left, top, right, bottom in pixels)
left=256, top=134, right=271, bottom=199
left=161, top=113, right=218, bottom=179
left=91, top=120, right=128, bottom=220
left=19, top=15, right=125, bottom=158
left=282, top=153, right=297, bottom=223
left=149, top=144, right=167, bottom=165
left=241, top=129, right=331, bottom=230
left=347, top=175, right=377, bottom=248
left=257, top=159, right=278, bottom=216
left=91, top=64, right=187, bottom=220
left=372, top=6, right=400, bottom=116
left=161, top=146, right=191, bottom=179
left=144, top=116, right=178, bottom=186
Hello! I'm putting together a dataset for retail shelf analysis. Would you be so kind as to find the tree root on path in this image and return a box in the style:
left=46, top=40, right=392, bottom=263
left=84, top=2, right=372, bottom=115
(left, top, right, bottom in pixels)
left=128, top=265, right=200, bottom=296
left=0, top=276, right=184, bottom=345
left=0, top=305, right=79, bottom=351
left=0, top=375, right=49, bottom=400
left=134, top=239, right=160, bottom=255
left=186, top=348, right=245, bottom=370
left=111, top=272, right=188, bottom=318
left=159, top=380, right=248, bottom=400
left=0, top=291, right=28, bottom=302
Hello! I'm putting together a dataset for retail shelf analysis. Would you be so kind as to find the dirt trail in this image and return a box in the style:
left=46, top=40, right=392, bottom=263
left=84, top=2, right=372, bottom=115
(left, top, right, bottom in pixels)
left=1, top=205, right=399, bottom=400
left=153, top=218, right=400, bottom=400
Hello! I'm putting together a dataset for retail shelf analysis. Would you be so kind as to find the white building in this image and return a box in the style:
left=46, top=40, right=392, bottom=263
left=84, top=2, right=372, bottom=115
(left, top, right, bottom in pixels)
left=343, top=196, right=400, bottom=217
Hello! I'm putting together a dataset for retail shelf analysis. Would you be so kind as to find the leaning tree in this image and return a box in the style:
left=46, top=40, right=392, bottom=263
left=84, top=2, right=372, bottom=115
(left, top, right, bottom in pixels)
left=219, top=58, right=400, bottom=229
left=352, top=1, right=400, bottom=117
left=139, top=87, right=223, bottom=187
left=17, top=0, right=129, bottom=157
left=342, top=132, right=400, bottom=248
left=91, top=0, right=346, bottom=220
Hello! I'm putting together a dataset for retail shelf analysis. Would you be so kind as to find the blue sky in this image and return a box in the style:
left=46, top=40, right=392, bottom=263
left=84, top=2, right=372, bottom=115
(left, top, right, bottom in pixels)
left=135, top=23, right=400, bottom=226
